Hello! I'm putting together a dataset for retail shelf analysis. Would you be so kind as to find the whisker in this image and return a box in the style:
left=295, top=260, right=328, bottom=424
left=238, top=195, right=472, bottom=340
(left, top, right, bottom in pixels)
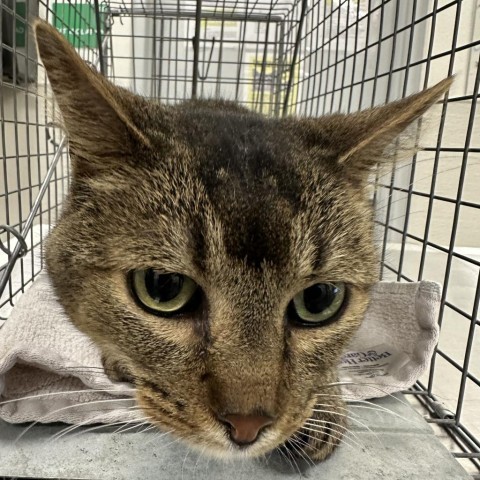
left=145, top=428, right=175, bottom=446
left=304, top=425, right=378, bottom=462
left=314, top=401, right=367, bottom=422
left=291, top=432, right=310, bottom=449
left=311, top=407, right=349, bottom=417
left=49, top=422, right=97, bottom=443
left=303, top=420, right=362, bottom=447
left=291, top=431, right=330, bottom=459
left=276, top=445, right=297, bottom=471
left=317, top=381, right=413, bottom=408
left=315, top=400, right=361, bottom=418
left=302, top=427, right=360, bottom=450
left=301, top=425, right=359, bottom=451
left=47, top=403, right=146, bottom=442
left=299, top=426, right=356, bottom=451
left=55, top=365, right=122, bottom=372
left=311, top=407, right=375, bottom=434
left=347, top=400, right=417, bottom=426
left=193, top=445, right=207, bottom=476
left=113, top=420, right=150, bottom=435
left=136, top=423, right=158, bottom=435
left=305, top=417, right=362, bottom=443
left=314, top=392, right=381, bottom=404
left=49, top=416, right=128, bottom=443
left=181, top=447, right=192, bottom=480
left=55, top=418, right=149, bottom=442
left=305, top=415, right=349, bottom=433
left=315, top=391, right=407, bottom=419
left=15, top=398, right=137, bottom=444
left=287, top=445, right=302, bottom=476
left=0, top=388, right=136, bottom=407
left=38, top=365, right=138, bottom=380
left=288, top=435, right=315, bottom=466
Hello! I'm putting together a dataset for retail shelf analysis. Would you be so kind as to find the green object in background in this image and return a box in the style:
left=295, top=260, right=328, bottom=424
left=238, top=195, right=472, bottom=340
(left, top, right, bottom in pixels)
left=15, top=2, right=27, bottom=48
left=53, top=3, right=104, bottom=48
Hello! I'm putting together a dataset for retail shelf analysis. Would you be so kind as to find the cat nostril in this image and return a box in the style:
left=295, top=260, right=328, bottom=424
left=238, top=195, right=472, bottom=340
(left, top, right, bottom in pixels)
left=218, top=414, right=274, bottom=446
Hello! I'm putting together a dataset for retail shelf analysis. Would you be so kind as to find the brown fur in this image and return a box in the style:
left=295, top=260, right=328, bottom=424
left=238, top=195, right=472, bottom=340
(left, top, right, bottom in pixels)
left=34, top=19, right=452, bottom=462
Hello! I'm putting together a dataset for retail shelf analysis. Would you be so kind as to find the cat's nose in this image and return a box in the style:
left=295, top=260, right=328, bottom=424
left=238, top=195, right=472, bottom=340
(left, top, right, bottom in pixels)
left=218, top=413, right=274, bottom=446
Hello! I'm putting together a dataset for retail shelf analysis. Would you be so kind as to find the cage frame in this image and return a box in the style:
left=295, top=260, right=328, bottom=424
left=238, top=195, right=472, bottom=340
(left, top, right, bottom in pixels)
left=1, top=0, right=479, bottom=477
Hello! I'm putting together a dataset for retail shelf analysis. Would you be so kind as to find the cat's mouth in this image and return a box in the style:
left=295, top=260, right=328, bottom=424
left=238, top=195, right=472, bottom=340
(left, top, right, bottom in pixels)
left=136, top=389, right=281, bottom=456
left=136, top=387, right=345, bottom=461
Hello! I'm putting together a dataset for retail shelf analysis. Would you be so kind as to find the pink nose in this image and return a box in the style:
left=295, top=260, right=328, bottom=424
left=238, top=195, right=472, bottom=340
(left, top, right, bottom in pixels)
left=219, top=414, right=274, bottom=445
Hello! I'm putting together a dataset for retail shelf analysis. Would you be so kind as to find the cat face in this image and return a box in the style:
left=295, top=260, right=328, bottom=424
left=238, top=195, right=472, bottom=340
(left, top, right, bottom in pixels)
left=35, top=20, right=451, bottom=461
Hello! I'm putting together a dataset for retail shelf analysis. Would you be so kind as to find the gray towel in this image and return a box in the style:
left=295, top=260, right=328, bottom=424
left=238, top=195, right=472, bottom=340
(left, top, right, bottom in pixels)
left=340, top=281, right=441, bottom=400
left=0, top=273, right=440, bottom=424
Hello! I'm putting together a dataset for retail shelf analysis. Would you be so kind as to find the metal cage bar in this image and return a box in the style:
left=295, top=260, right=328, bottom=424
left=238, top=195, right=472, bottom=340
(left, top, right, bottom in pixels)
left=1, top=0, right=479, bottom=477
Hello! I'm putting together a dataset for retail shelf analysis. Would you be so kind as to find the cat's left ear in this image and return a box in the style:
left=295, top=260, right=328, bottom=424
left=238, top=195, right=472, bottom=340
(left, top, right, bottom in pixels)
left=301, top=77, right=453, bottom=182
left=33, top=19, right=150, bottom=174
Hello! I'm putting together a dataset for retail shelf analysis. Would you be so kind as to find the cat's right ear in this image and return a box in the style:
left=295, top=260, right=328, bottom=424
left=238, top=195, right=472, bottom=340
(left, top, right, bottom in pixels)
left=297, top=77, right=452, bottom=184
left=34, top=20, right=149, bottom=173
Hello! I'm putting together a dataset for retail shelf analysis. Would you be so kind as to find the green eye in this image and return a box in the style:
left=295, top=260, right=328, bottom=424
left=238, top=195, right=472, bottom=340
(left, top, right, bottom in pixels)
left=288, top=283, right=346, bottom=326
left=130, top=270, right=199, bottom=315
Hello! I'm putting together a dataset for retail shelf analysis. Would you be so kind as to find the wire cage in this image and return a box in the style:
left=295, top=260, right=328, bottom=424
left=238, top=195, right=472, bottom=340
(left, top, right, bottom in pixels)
left=1, top=0, right=479, bottom=477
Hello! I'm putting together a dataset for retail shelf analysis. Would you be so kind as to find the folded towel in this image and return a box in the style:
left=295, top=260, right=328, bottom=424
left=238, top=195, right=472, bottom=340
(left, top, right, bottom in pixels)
left=340, top=281, right=441, bottom=400
left=0, top=273, right=440, bottom=424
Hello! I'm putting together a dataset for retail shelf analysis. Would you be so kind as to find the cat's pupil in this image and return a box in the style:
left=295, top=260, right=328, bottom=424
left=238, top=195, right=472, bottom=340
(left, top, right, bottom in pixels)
left=145, top=271, right=184, bottom=302
left=303, top=284, right=338, bottom=313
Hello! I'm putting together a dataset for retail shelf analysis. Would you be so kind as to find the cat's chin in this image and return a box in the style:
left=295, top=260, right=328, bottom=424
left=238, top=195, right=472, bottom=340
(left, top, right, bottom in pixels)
left=177, top=435, right=279, bottom=460
left=136, top=393, right=286, bottom=460
left=143, top=414, right=345, bottom=465
left=164, top=419, right=344, bottom=464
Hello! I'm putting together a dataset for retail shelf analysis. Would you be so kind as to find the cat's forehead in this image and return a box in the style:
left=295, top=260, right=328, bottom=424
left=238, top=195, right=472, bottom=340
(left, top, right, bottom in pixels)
left=172, top=103, right=307, bottom=269
left=175, top=101, right=300, bottom=169
left=94, top=102, right=376, bottom=283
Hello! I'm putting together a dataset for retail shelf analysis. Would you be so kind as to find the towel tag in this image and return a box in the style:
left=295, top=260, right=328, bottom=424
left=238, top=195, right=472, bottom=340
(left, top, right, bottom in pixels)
left=339, top=344, right=410, bottom=379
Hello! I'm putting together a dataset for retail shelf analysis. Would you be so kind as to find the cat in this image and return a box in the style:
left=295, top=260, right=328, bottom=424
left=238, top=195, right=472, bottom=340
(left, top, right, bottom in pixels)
left=34, top=19, right=451, bottom=463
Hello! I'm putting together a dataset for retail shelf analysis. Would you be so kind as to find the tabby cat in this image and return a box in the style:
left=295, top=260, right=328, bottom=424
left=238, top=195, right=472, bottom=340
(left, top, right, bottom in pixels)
left=34, top=19, right=451, bottom=462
